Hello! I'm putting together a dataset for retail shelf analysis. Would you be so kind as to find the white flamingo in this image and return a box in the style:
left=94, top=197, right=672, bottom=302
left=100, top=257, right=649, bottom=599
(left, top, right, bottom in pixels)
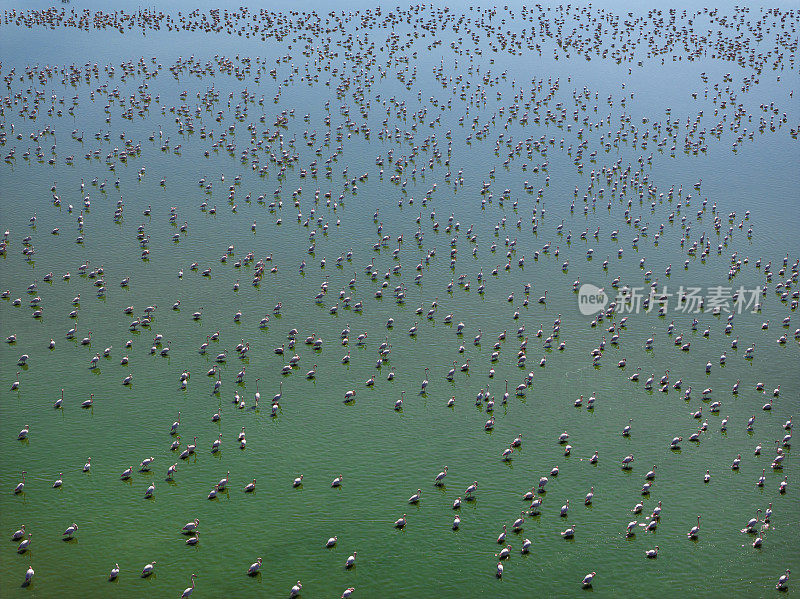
left=181, top=574, right=198, bottom=598
left=248, top=557, right=262, bottom=576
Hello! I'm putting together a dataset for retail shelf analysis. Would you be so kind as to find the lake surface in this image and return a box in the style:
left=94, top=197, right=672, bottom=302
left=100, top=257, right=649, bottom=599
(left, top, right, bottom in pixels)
left=0, top=2, right=798, bottom=597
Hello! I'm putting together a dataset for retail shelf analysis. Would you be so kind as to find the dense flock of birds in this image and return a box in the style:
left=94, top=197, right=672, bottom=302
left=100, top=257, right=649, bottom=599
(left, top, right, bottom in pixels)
left=1, top=3, right=798, bottom=596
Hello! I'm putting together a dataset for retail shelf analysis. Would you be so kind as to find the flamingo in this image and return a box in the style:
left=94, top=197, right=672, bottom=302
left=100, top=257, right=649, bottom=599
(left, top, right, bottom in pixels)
left=14, top=471, right=26, bottom=494
left=248, top=558, right=262, bottom=576
left=687, top=515, right=701, bottom=539
left=181, top=574, right=198, bottom=598
left=63, top=523, right=78, bottom=539
left=745, top=509, right=763, bottom=532
left=182, top=518, right=199, bottom=534
left=170, top=412, right=181, bottom=435
left=496, top=524, right=507, bottom=544
left=776, top=569, right=790, bottom=590
left=622, top=419, right=633, bottom=436
left=434, top=466, right=448, bottom=486
left=513, top=512, right=525, bottom=531
left=11, top=525, right=26, bottom=541
left=290, top=581, right=303, bottom=597
left=626, top=520, right=638, bottom=537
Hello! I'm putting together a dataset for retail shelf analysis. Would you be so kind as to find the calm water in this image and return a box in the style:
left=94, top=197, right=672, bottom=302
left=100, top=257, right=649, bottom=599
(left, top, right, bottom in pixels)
left=1, top=2, right=798, bottom=597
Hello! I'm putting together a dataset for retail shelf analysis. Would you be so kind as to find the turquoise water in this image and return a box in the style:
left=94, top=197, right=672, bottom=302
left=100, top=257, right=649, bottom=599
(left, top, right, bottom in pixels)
left=0, top=2, right=798, bottom=597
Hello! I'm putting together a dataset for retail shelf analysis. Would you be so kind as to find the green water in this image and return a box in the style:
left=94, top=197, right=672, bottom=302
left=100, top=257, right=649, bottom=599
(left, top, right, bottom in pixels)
left=1, top=2, right=798, bottom=597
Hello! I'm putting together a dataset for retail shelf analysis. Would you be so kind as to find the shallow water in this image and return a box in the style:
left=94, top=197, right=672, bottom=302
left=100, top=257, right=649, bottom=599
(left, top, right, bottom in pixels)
left=0, top=2, right=798, bottom=597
